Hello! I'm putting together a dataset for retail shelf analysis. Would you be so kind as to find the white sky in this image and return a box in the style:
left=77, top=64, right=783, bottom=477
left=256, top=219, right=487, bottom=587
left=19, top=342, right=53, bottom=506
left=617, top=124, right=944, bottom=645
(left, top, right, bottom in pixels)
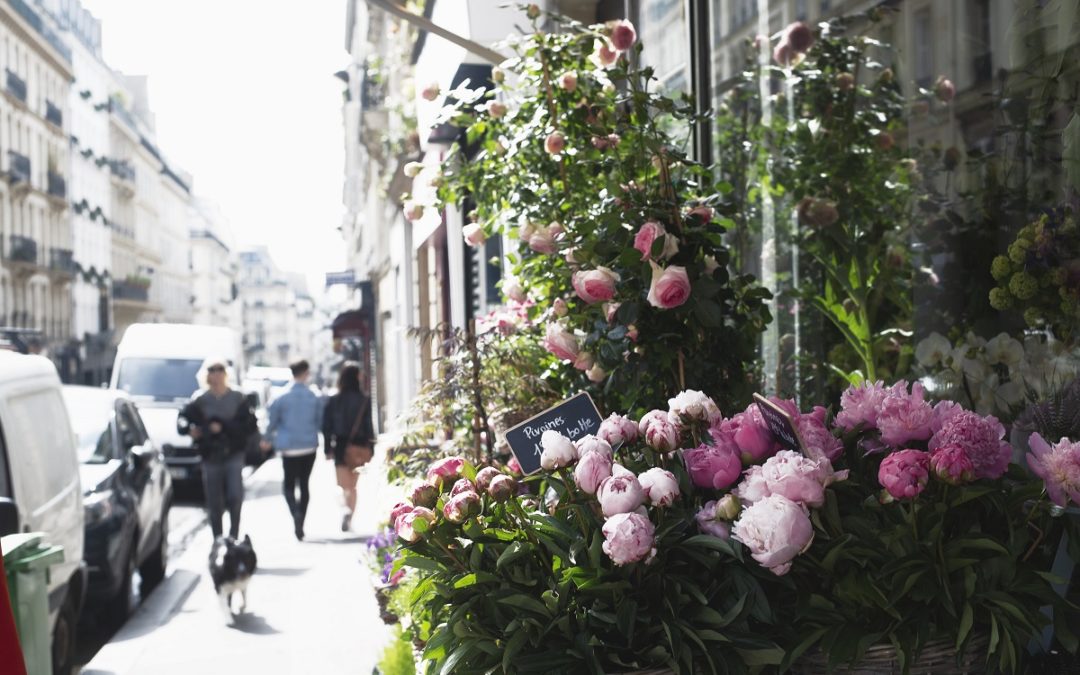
left=81, top=0, right=348, bottom=298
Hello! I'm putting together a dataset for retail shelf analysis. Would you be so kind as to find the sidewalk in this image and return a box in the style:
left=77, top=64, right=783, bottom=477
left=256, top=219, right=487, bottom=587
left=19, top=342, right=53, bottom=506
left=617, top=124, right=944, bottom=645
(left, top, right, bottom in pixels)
left=82, top=453, right=398, bottom=675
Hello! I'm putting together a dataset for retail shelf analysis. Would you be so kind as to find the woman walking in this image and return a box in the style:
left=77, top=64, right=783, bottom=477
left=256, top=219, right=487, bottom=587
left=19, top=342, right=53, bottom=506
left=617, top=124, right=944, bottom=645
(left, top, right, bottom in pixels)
left=178, top=360, right=257, bottom=539
left=262, top=360, right=323, bottom=540
left=321, top=362, right=374, bottom=531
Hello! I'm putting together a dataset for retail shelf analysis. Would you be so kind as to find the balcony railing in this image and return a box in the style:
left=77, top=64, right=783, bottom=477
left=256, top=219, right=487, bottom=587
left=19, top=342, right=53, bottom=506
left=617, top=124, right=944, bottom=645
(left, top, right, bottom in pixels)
left=109, top=159, right=136, bottom=182
left=49, top=248, right=76, bottom=274
left=112, top=280, right=150, bottom=303
left=7, top=151, right=30, bottom=185
left=973, top=53, right=992, bottom=85
left=45, top=100, right=62, bottom=127
left=108, top=97, right=138, bottom=132
left=360, top=70, right=386, bottom=109
left=47, top=171, right=67, bottom=199
left=6, top=0, right=73, bottom=63
left=5, top=235, right=38, bottom=264
left=5, top=69, right=26, bottom=103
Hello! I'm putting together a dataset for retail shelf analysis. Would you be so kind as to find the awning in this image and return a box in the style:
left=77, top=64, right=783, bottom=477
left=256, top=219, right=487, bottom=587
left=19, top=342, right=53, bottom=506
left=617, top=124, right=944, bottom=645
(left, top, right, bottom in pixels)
left=363, top=0, right=505, bottom=65
left=331, top=310, right=372, bottom=340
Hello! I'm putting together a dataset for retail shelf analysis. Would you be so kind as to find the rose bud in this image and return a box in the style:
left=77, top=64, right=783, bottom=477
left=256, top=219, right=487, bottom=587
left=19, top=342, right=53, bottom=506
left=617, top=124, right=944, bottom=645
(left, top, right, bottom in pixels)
left=462, top=223, right=486, bottom=247
left=559, top=71, right=578, bottom=92
left=410, top=482, right=439, bottom=508
left=782, top=21, right=814, bottom=53
left=525, top=3, right=540, bottom=19
left=487, top=474, right=516, bottom=502
left=592, top=39, right=618, bottom=68
left=608, top=20, right=637, bottom=51
left=544, top=131, right=566, bottom=155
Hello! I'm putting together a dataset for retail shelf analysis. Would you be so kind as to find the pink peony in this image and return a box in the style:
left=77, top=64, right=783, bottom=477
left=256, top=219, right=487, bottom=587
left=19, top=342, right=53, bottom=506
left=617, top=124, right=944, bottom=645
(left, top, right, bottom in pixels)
left=544, top=131, right=565, bottom=155
left=759, top=450, right=846, bottom=509
left=543, top=323, right=579, bottom=362
left=462, top=223, right=486, bottom=247
left=426, top=456, right=466, bottom=487
left=835, top=380, right=889, bottom=431
left=559, top=71, right=578, bottom=92
left=1027, top=433, right=1080, bottom=508
left=732, top=494, right=814, bottom=576
left=929, top=410, right=1011, bottom=480
left=409, top=482, right=439, bottom=508
left=722, top=404, right=782, bottom=464
left=644, top=417, right=679, bottom=453
left=735, top=465, right=770, bottom=505
left=601, top=512, right=655, bottom=565
left=668, top=389, right=722, bottom=425
left=930, top=444, right=975, bottom=485
left=695, top=500, right=732, bottom=539
left=443, top=491, right=481, bottom=523
left=597, top=471, right=646, bottom=517
left=798, top=406, right=843, bottom=463
left=488, top=475, right=515, bottom=502
left=878, top=449, right=930, bottom=500
left=638, top=409, right=669, bottom=436
left=608, top=20, right=637, bottom=51
left=396, top=506, right=436, bottom=543
left=575, top=435, right=613, bottom=460
left=638, top=468, right=680, bottom=507
left=450, top=478, right=477, bottom=498
left=572, top=267, right=619, bottom=304
left=647, top=262, right=691, bottom=309
left=574, top=449, right=613, bottom=494
left=683, top=442, right=743, bottom=490
left=598, top=413, right=639, bottom=448
left=930, top=400, right=964, bottom=435
left=876, top=381, right=934, bottom=447
left=540, top=430, right=577, bottom=470
left=474, top=466, right=502, bottom=492
left=389, top=501, right=413, bottom=525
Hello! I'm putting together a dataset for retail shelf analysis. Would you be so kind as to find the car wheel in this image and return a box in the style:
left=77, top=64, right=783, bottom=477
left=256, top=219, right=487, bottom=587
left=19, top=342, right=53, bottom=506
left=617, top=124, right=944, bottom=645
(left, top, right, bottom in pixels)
left=52, top=591, right=77, bottom=675
left=104, top=542, right=136, bottom=624
left=139, top=505, right=169, bottom=591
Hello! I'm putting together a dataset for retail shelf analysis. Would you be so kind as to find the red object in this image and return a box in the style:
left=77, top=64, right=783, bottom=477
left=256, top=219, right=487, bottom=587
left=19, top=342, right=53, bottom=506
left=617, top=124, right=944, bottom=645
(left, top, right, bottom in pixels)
left=0, top=552, right=28, bottom=675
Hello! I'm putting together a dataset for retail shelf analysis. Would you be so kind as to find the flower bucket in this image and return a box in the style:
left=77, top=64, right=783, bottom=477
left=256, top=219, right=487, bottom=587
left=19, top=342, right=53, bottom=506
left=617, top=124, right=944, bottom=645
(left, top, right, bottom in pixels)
left=797, top=632, right=989, bottom=675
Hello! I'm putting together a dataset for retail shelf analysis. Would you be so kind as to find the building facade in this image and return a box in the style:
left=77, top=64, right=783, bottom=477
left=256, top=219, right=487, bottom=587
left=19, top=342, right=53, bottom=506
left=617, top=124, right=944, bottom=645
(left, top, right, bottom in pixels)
left=189, top=199, right=239, bottom=330
left=237, top=247, right=317, bottom=368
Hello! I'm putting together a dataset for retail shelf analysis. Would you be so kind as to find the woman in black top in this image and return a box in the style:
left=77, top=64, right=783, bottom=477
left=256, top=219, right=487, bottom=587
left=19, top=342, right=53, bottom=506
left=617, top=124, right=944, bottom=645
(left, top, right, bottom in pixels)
left=321, top=362, right=374, bottom=531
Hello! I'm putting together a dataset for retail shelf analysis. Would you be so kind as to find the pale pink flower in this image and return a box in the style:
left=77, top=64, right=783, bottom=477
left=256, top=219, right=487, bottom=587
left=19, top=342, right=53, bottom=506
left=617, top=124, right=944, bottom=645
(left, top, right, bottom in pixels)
left=552, top=297, right=569, bottom=317
left=646, top=262, right=691, bottom=309
left=878, top=449, right=930, bottom=500
left=930, top=400, right=964, bottom=435
left=1027, top=433, right=1080, bottom=508
left=732, top=494, right=814, bottom=576
left=574, top=449, right=613, bottom=494
left=604, top=302, right=621, bottom=324
left=474, top=467, right=502, bottom=492
left=638, top=468, right=680, bottom=507
left=540, top=430, right=577, bottom=470
left=395, top=506, right=436, bottom=543
left=592, top=39, right=618, bottom=68
left=462, top=223, right=486, bottom=247
left=502, top=277, right=526, bottom=303
left=559, top=71, right=578, bottom=92
left=544, top=131, right=565, bottom=155
left=443, top=491, right=480, bottom=523
left=528, top=229, right=557, bottom=254
left=608, top=20, right=637, bottom=51
left=389, top=501, right=413, bottom=524
left=402, top=200, right=424, bottom=221
left=572, top=267, right=619, bottom=304
left=449, top=478, right=477, bottom=498
left=638, top=409, right=668, bottom=437
left=488, top=475, right=515, bottom=501
left=543, top=323, right=579, bottom=362
left=683, top=441, right=742, bottom=490
left=668, top=389, right=722, bottom=425
left=597, top=472, right=646, bottom=517
left=634, top=221, right=665, bottom=260
left=575, top=435, right=613, bottom=460
left=602, top=512, right=655, bottom=565
left=759, top=450, right=846, bottom=509
left=876, top=381, right=934, bottom=446
left=644, top=417, right=679, bottom=453
left=598, top=413, right=638, bottom=448
left=572, top=351, right=595, bottom=372
left=735, top=465, right=770, bottom=505
left=835, top=380, right=889, bottom=431
left=426, top=456, right=466, bottom=487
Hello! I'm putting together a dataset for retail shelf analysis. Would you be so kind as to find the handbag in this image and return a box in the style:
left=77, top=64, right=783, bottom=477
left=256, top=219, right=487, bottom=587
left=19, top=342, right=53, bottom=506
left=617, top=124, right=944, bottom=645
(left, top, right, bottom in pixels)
left=343, top=397, right=373, bottom=470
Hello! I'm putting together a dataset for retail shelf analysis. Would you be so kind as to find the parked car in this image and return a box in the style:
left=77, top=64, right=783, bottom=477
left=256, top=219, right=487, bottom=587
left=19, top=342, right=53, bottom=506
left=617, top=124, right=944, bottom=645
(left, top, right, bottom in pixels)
left=0, top=352, right=85, bottom=675
left=110, top=323, right=242, bottom=486
left=62, top=386, right=173, bottom=622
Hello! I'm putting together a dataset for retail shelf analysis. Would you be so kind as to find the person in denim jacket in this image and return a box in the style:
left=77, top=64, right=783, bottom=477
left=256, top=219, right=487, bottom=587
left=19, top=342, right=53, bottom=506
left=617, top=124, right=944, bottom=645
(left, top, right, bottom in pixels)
left=262, top=360, right=324, bottom=540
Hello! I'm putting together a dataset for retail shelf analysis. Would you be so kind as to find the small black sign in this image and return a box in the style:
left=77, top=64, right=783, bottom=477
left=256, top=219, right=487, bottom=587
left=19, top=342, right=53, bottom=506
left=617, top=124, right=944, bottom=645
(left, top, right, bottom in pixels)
left=752, top=393, right=806, bottom=455
left=504, top=393, right=604, bottom=475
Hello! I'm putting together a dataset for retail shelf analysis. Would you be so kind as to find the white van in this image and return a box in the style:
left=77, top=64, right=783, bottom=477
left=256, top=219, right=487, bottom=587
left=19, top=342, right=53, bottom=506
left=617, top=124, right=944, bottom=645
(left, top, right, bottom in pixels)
left=109, top=323, right=242, bottom=484
left=0, top=352, right=85, bottom=673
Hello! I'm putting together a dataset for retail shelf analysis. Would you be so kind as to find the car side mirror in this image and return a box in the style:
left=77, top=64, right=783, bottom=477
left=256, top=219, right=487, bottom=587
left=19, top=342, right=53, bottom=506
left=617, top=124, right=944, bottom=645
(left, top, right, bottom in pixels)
left=0, top=498, right=19, bottom=537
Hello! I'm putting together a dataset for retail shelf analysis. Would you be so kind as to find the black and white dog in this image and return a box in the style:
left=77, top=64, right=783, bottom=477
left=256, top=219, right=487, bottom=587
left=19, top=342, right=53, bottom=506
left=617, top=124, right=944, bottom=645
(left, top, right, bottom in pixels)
left=209, top=535, right=257, bottom=617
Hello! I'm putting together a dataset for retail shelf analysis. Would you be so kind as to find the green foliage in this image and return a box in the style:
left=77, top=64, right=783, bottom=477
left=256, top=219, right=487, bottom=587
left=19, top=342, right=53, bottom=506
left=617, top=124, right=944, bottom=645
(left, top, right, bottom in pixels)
left=377, top=624, right=418, bottom=675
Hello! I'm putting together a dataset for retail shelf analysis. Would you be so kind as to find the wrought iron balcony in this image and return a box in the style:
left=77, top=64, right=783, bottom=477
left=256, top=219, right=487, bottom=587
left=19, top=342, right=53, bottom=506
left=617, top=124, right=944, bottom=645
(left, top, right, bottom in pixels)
left=5, top=68, right=26, bottom=103
left=109, top=159, right=136, bottom=182
left=47, top=171, right=66, bottom=199
left=112, top=280, right=150, bottom=303
left=49, top=248, right=76, bottom=274
left=6, top=0, right=73, bottom=63
left=5, top=235, right=38, bottom=264
left=6, top=151, right=30, bottom=185
left=973, top=53, right=992, bottom=85
left=360, top=70, right=386, bottom=109
left=45, top=100, right=62, bottom=127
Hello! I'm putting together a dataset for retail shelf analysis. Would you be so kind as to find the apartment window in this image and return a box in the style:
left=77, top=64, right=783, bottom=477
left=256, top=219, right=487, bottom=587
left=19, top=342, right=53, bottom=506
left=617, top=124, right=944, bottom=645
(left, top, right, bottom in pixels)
left=731, top=0, right=757, bottom=31
left=970, top=0, right=992, bottom=84
left=820, top=0, right=831, bottom=12
left=796, top=0, right=808, bottom=22
left=913, top=7, right=933, bottom=88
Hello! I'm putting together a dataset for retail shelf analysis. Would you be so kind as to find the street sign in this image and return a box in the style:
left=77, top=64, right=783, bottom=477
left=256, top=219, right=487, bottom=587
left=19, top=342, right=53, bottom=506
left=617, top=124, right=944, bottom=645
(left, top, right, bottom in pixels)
left=504, top=392, right=603, bottom=475
left=752, top=393, right=805, bottom=454
left=325, top=271, right=356, bottom=287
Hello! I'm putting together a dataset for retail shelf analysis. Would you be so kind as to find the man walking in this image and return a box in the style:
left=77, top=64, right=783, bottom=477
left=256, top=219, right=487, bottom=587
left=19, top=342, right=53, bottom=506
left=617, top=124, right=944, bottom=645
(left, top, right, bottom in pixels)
left=262, top=360, right=323, bottom=540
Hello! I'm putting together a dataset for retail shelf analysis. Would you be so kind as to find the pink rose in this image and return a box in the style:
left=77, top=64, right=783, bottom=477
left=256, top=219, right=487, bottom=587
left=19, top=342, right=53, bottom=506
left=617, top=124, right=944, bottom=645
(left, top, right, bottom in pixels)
left=929, top=410, right=1011, bottom=480
left=575, top=434, right=613, bottom=460
left=835, top=380, right=888, bottom=431
left=1027, top=433, right=1080, bottom=508
left=395, top=506, right=436, bottom=543
left=528, top=229, right=557, bottom=254
left=598, top=413, right=638, bottom=448
left=930, top=444, right=975, bottom=485
left=668, top=389, right=722, bottom=424
left=572, top=351, right=595, bottom=372
left=597, top=472, right=646, bottom=517
left=543, top=323, right=579, bottom=362
left=540, top=430, right=577, bottom=470
left=683, top=442, right=742, bottom=490
left=544, top=131, right=565, bottom=155
left=559, top=71, right=578, bottom=92
left=450, top=478, right=477, bottom=498
left=644, top=417, right=679, bottom=453
left=462, top=223, right=486, bottom=247
left=409, top=482, right=439, bottom=508
left=604, top=302, right=620, bottom=323
left=426, top=456, right=466, bottom=487
left=485, top=100, right=507, bottom=118
left=934, top=76, right=955, bottom=102
left=420, top=83, right=440, bottom=101
left=488, top=474, right=515, bottom=502
left=402, top=200, right=424, bottom=221
left=592, top=39, right=618, bottom=68
left=608, top=20, right=637, bottom=51
left=475, top=466, right=502, bottom=492
left=443, top=491, right=481, bottom=523
left=876, top=381, right=934, bottom=447
left=552, top=297, right=569, bottom=317
left=601, top=512, right=655, bottom=565
left=574, top=450, right=613, bottom=494
left=502, top=277, right=526, bottom=303
left=687, top=205, right=714, bottom=223
left=732, top=494, right=814, bottom=576
left=646, top=262, right=691, bottom=309
left=695, top=500, right=732, bottom=539
left=638, top=468, right=680, bottom=507
left=878, top=449, right=930, bottom=501
left=634, top=221, right=665, bottom=260
left=572, top=267, right=619, bottom=304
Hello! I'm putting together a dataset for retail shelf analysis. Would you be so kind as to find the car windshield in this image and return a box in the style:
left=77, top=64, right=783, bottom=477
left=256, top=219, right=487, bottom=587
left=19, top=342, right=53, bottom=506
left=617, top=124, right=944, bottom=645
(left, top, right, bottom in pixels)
left=269, top=379, right=289, bottom=387
left=62, top=391, right=116, bottom=464
left=116, top=358, right=203, bottom=402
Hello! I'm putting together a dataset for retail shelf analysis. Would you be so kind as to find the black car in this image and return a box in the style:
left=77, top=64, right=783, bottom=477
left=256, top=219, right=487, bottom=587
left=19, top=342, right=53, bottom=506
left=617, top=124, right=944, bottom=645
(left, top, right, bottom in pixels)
left=62, top=386, right=173, bottom=622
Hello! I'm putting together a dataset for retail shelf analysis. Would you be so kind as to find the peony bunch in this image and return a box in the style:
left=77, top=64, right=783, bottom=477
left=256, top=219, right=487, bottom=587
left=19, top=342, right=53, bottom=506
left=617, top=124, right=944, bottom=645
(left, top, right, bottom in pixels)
left=1027, top=433, right=1080, bottom=508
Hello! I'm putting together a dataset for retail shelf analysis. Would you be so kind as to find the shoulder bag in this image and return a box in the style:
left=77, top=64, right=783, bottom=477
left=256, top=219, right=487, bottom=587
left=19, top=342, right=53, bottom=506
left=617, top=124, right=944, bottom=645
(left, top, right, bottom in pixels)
left=343, top=397, right=373, bottom=470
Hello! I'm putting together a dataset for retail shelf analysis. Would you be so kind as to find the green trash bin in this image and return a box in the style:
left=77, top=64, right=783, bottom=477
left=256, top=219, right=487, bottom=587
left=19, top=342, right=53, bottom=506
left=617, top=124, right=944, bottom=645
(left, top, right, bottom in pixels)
left=2, top=533, right=64, bottom=675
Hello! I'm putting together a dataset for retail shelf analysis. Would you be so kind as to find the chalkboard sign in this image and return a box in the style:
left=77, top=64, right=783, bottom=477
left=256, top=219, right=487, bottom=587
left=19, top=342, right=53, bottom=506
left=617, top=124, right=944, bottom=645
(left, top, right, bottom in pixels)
left=752, top=393, right=806, bottom=455
left=504, top=393, right=604, bottom=475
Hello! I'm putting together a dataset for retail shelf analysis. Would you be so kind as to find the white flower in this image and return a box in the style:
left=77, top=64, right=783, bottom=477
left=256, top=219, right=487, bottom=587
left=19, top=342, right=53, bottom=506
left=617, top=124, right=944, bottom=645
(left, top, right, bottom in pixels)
left=540, top=430, right=577, bottom=470
left=984, top=333, right=1023, bottom=368
left=915, top=332, right=952, bottom=368
left=667, top=389, right=722, bottom=424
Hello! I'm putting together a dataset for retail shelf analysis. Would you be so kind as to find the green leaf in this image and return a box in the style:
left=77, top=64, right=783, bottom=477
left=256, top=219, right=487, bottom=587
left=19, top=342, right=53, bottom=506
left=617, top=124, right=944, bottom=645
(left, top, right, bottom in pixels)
left=957, top=603, right=974, bottom=651
left=736, top=647, right=784, bottom=666
left=502, top=630, right=528, bottom=672
left=401, top=554, right=444, bottom=572
left=496, top=541, right=532, bottom=570
left=496, top=593, right=550, bottom=617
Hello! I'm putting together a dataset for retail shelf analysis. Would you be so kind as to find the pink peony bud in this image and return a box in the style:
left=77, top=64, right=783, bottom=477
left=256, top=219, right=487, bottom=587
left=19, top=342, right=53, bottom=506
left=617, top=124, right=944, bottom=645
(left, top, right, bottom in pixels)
left=608, top=20, right=637, bottom=51
left=575, top=435, right=613, bottom=460
left=544, top=131, right=566, bottom=155
left=462, top=223, right=486, bottom=247
left=395, top=506, right=436, bottom=543
left=449, top=478, right=477, bottom=498
left=540, top=430, right=577, bottom=470
left=644, top=417, right=679, bottom=453
left=638, top=467, right=680, bottom=507
left=597, top=472, right=646, bottom=517
left=485, top=100, right=508, bottom=118
left=877, top=449, right=930, bottom=501
left=683, top=442, right=742, bottom=490
left=559, top=71, right=578, bottom=92
left=647, top=262, right=691, bottom=309
left=389, top=501, right=413, bottom=524
left=930, top=444, right=974, bottom=485
left=426, top=456, right=466, bottom=487
left=487, top=474, right=516, bottom=502
left=572, top=267, right=619, bottom=304
left=601, top=512, right=655, bottom=565
left=409, top=482, right=439, bottom=508
left=420, top=83, right=440, bottom=101
left=443, top=491, right=481, bottom=523
left=598, top=413, right=638, bottom=448
left=475, top=466, right=502, bottom=492
left=574, top=449, right=613, bottom=494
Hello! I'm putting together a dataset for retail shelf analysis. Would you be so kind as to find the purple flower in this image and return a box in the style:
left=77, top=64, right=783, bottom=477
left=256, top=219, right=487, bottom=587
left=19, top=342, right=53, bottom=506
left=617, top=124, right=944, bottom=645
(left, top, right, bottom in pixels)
left=878, top=449, right=930, bottom=501
left=1027, top=433, right=1080, bottom=508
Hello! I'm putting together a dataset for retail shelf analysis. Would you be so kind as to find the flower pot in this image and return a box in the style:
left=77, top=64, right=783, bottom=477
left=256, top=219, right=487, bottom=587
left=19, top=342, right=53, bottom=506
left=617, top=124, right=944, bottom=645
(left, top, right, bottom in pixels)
left=797, top=632, right=989, bottom=675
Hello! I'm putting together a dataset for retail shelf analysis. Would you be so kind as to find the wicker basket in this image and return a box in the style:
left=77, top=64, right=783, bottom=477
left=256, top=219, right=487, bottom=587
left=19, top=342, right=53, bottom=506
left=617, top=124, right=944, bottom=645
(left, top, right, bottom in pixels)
left=797, top=632, right=989, bottom=675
